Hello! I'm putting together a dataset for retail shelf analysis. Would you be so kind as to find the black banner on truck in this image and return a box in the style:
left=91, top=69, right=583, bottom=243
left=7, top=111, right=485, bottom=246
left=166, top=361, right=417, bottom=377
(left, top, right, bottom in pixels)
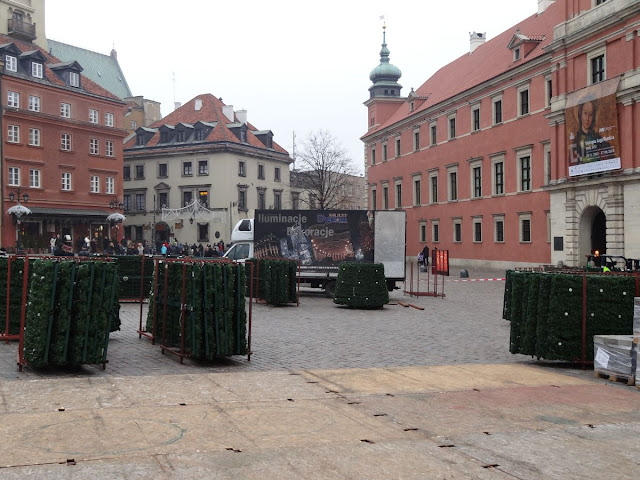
left=253, top=210, right=374, bottom=267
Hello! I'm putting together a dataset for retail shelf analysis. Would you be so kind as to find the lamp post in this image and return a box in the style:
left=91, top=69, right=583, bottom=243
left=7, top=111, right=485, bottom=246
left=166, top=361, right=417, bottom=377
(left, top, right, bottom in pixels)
left=108, top=198, right=124, bottom=243
left=8, top=188, right=30, bottom=252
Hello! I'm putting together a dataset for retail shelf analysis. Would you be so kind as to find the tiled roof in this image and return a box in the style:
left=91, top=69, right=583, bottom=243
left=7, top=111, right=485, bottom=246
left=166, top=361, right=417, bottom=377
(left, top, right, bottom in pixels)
left=124, top=93, right=289, bottom=156
left=47, top=39, right=132, bottom=99
left=366, top=3, right=564, bottom=136
left=0, top=34, right=121, bottom=102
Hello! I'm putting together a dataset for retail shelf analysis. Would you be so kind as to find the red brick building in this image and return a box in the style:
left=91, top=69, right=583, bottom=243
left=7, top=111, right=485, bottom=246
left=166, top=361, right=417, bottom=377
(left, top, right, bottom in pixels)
left=363, top=0, right=640, bottom=269
left=1, top=33, right=127, bottom=252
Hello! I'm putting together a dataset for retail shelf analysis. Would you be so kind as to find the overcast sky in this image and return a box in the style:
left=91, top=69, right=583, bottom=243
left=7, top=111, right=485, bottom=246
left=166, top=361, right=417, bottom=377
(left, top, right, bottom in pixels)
left=46, top=0, right=541, bottom=174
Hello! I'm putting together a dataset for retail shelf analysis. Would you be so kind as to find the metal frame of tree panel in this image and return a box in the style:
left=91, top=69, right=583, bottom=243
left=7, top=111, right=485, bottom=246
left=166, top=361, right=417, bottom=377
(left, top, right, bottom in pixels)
left=404, top=252, right=447, bottom=299
left=149, top=257, right=252, bottom=363
left=16, top=255, right=118, bottom=372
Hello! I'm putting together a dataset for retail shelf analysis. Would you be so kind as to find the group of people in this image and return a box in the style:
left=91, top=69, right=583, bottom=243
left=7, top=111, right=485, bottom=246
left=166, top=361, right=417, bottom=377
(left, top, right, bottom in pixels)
left=159, top=240, right=226, bottom=257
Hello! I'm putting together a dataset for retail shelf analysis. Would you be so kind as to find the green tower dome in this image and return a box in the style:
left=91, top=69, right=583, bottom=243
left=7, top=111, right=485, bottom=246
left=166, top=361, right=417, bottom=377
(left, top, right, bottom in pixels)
left=368, top=26, right=403, bottom=98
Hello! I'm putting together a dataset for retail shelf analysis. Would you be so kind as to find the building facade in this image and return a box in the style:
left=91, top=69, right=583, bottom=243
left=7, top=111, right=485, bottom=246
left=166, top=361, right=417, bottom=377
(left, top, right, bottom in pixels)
left=123, top=94, right=292, bottom=251
left=290, top=170, right=367, bottom=210
left=363, top=0, right=640, bottom=269
left=0, top=33, right=127, bottom=251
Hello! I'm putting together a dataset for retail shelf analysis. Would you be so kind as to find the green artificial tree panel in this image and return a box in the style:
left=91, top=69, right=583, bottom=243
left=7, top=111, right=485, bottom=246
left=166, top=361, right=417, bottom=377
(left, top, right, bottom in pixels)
left=503, top=270, right=513, bottom=321
left=521, top=274, right=541, bottom=356
left=508, top=271, right=532, bottom=354
left=23, top=261, right=56, bottom=367
left=333, top=262, right=389, bottom=309
left=534, top=274, right=553, bottom=359
left=0, top=257, right=28, bottom=335
left=116, top=256, right=154, bottom=300
left=233, top=263, right=248, bottom=355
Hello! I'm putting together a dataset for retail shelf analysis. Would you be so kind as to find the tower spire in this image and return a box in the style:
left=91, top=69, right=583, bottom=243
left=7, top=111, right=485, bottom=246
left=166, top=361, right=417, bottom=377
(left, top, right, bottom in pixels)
left=368, top=22, right=403, bottom=99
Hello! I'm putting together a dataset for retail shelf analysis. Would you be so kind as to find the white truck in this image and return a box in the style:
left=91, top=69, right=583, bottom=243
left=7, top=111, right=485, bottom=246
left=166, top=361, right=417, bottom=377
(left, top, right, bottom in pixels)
left=224, top=209, right=406, bottom=297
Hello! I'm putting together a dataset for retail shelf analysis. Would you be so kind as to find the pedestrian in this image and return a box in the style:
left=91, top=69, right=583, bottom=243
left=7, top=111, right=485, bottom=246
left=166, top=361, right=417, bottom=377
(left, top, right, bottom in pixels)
left=421, top=243, right=430, bottom=267
left=50, top=235, right=57, bottom=255
left=160, top=243, right=168, bottom=256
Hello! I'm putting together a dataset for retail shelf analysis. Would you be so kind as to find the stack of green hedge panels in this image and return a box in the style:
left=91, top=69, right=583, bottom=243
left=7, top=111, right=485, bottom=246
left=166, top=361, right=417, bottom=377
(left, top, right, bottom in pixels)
left=116, top=255, right=154, bottom=300
left=23, top=259, right=120, bottom=367
left=0, top=257, right=27, bottom=336
left=333, top=262, right=389, bottom=309
left=505, top=270, right=635, bottom=361
left=246, top=258, right=297, bottom=305
left=146, top=260, right=247, bottom=359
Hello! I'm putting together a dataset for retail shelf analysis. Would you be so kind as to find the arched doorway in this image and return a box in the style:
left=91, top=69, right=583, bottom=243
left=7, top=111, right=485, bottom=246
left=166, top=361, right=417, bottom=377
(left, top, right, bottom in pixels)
left=579, top=206, right=606, bottom=265
left=154, top=222, right=170, bottom=252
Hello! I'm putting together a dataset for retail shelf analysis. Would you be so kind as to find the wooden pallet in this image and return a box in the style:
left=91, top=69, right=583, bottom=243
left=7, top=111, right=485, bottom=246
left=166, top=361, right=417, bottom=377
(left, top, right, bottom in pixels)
left=594, top=370, right=635, bottom=386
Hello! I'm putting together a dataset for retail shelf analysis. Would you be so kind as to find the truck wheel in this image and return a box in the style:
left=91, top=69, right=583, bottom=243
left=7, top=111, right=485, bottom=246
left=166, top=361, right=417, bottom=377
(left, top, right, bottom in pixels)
left=324, top=280, right=336, bottom=298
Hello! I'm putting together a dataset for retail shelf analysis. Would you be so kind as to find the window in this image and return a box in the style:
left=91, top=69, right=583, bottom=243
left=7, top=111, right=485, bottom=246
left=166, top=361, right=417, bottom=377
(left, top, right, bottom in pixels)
left=395, top=182, right=402, bottom=208
left=420, top=222, right=426, bottom=243
left=495, top=217, right=505, bottom=243
left=520, top=215, right=532, bottom=242
left=89, top=109, right=99, bottom=123
left=8, top=167, right=20, bottom=186
left=544, top=144, right=551, bottom=186
left=382, top=185, right=389, bottom=209
left=371, top=146, right=376, bottom=164
left=158, top=163, right=168, bottom=177
left=60, top=103, right=71, bottom=118
left=160, top=131, right=170, bottom=143
left=32, top=62, right=43, bottom=78
left=123, top=165, right=131, bottom=181
left=105, top=112, right=114, bottom=127
left=29, top=169, right=40, bottom=188
left=413, top=178, right=421, bottom=206
left=453, top=220, right=462, bottom=243
left=238, top=161, right=246, bottom=177
left=274, top=167, right=281, bottom=182
left=106, top=177, right=114, bottom=194
left=135, top=165, right=144, bottom=179
left=90, top=175, right=100, bottom=193
left=28, top=128, right=40, bottom=146
left=448, top=169, right=458, bottom=201
left=591, top=54, right=605, bottom=84
left=493, top=98, right=502, bottom=124
left=258, top=164, right=265, bottom=180
left=473, top=219, right=482, bottom=243
left=596, top=0, right=608, bottom=4
left=105, top=140, right=114, bottom=157
left=383, top=143, right=388, bottom=161
left=257, top=190, right=266, bottom=209
left=432, top=222, right=440, bottom=243
left=430, top=174, right=438, bottom=204
left=176, top=130, right=185, bottom=142
left=514, top=47, right=521, bottom=61
left=472, top=107, right=480, bottom=132
left=123, top=195, right=131, bottom=211
left=61, top=172, right=72, bottom=191
left=198, top=190, right=209, bottom=207
left=472, top=163, right=482, bottom=198
left=198, top=223, right=209, bottom=243
left=395, top=137, right=401, bottom=157
left=291, top=192, right=299, bottom=209
left=90, top=138, right=99, bottom=155
left=135, top=193, right=145, bottom=211
left=520, top=155, right=531, bottom=191
left=448, top=116, right=456, bottom=139
left=7, top=91, right=19, bottom=108
left=414, top=129, right=420, bottom=151
left=8, top=125, right=20, bottom=143
left=194, top=129, right=206, bottom=141
left=183, top=162, right=192, bottom=176
left=518, top=87, right=530, bottom=116
left=28, top=95, right=40, bottom=112
left=136, top=133, right=146, bottom=146
left=61, top=133, right=71, bottom=150
left=430, top=123, right=437, bottom=145
left=274, top=191, right=282, bottom=209
left=158, top=192, right=168, bottom=209
left=69, top=71, right=80, bottom=87
left=131, top=120, right=137, bottom=130
left=198, top=160, right=208, bottom=175
left=493, top=160, right=504, bottom=195
left=545, top=77, right=553, bottom=107
left=5, top=55, right=17, bottom=72
left=371, top=188, right=377, bottom=210
left=238, top=189, right=247, bottom=210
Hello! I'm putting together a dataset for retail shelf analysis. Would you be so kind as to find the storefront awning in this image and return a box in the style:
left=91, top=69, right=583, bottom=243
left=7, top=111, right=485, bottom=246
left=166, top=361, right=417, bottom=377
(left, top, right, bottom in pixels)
left=27, top=207, right=113, bottom=218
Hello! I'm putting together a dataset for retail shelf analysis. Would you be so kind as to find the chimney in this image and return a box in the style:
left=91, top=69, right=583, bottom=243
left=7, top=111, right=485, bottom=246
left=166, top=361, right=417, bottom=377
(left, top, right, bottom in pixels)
left=538, top=0, right=555, bottom=14
left=195, top=99, right=202, bottom=111
left=469, top=32, right=486, bottom=53
left=174, top=102, right=182, bottom=111
left=236, top=109, right=247, bottom=125
left=110, top=48, right=117, bottom=60
left=222, top=105, right=234, bottom=122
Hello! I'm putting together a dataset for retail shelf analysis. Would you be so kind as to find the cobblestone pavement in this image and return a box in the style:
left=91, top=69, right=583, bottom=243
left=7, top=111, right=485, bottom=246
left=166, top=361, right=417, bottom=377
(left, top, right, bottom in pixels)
left=0, top=266, right=571, bottom=380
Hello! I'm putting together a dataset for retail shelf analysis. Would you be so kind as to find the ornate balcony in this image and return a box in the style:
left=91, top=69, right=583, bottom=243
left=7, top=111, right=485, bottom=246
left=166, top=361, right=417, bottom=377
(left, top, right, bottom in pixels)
left=8, top=18, right=36, bottom=41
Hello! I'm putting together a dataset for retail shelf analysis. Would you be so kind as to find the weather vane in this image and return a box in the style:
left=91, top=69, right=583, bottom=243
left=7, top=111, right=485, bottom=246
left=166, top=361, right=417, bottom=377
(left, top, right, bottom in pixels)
left=380, top=15, right=386, bottom=29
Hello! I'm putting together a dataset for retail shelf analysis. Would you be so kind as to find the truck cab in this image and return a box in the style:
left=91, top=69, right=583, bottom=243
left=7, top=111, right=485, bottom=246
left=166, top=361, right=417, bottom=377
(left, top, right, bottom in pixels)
left=224, top=218, right=254, bottom=261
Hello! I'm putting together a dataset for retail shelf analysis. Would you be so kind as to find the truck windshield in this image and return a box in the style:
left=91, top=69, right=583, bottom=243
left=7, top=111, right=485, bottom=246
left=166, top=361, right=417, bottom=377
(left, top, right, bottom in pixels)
left=228, top=243, right=250, bottom=260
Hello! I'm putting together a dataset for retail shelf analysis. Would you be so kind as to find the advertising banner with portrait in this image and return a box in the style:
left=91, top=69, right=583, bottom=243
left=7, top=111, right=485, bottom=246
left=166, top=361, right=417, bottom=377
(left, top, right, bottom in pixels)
left=566, top=77, right=620, bottom=177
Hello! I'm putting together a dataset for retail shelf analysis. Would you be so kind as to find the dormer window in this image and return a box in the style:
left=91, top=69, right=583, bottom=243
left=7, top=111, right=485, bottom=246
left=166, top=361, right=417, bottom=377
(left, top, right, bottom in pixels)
left=160, top=131, right=169, bottom=143
left=194, top=129, right=206, bottom=141
left=176, top=130, right=185, bottom=142
left=69, top=71, right=80, bottom=87
left=240, top=128, right=247, bottom=142
left=5, top=55, right=17, bottom=72
left=514, top=47, right=521, bottom=61
left=410, top=101, right=414, bottom=112
left=31, top=62, right=43, bottom=78
left=136, top=133, right=146, bottom=146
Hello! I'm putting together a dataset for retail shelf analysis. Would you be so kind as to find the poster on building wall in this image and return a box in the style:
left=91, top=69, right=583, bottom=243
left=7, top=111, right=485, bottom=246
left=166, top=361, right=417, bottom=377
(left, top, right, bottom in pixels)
left=566, top=77, right=621, bottom=177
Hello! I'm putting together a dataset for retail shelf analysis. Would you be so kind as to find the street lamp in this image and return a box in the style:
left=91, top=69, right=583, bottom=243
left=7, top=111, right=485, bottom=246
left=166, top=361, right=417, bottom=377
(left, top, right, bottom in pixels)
left=7, top=188, right=30, bottom=251
left=109, top=199, right=124, bottom=210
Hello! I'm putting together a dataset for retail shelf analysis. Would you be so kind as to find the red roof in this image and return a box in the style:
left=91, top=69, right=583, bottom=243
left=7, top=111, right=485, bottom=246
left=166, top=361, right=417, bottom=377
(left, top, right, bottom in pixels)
left=366, top=3, right=564, bottom=136
left=0, top=34, right=122, bottom=102
left=125, top=93, right=288, bottom=154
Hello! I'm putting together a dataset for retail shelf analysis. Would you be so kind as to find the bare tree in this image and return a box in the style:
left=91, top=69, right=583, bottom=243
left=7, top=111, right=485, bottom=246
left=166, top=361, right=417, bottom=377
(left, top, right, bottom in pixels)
left=292, top=130, right=358, bottom=210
